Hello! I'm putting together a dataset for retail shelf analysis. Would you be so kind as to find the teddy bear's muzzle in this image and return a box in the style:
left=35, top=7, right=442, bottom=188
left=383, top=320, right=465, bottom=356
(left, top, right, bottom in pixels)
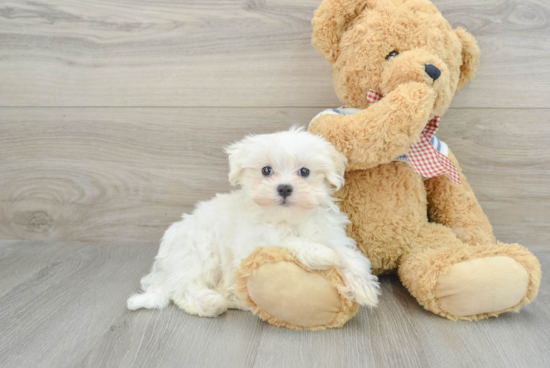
left=377, top=49, right=454, bottom=117
left=380, top=49, right=448, bottom=92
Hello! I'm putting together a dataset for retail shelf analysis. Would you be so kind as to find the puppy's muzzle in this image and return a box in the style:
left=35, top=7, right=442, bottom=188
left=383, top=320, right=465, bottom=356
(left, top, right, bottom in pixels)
left=277, top=184, right=293, bottom=199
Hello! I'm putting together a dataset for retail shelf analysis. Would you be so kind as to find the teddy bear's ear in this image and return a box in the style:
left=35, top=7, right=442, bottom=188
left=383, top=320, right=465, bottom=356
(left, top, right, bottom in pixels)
left=455, top=27, right=480, bottom=90
left=312, top=0, right=375, bottom=63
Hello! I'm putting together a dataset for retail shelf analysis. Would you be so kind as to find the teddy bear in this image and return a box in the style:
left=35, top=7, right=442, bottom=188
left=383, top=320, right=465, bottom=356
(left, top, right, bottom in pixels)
left=307, top=0, right=542, bottom=321
left=235, top=0, right=541, bottom=329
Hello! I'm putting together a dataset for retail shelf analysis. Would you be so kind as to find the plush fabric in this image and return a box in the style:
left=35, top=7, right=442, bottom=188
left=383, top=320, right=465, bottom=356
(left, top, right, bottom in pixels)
left=232, top=0, right=541, bottom=326
left=310, top=107, right=450, bottom=176
left=305, top=0, right=541, bottom=321
left=435, top=256, right=529, bottom=317
left=236, top=247, right=359, bottom=330
left=248, top=262, right=343, bottom=327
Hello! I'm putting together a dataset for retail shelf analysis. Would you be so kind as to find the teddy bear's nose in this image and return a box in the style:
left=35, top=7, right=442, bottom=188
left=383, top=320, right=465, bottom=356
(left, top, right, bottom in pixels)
left=424, top=64, right=441, bottom=81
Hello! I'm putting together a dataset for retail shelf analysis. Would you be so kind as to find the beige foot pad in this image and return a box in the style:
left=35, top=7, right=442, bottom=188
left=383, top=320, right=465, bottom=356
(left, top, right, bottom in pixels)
left=435, top=256, right=529, bottom=317
left=236, top=247, right=359, bottom=330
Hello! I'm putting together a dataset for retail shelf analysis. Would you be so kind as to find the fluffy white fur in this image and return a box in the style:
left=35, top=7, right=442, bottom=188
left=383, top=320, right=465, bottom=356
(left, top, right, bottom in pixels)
left=127, top=127, right=380, bottom=317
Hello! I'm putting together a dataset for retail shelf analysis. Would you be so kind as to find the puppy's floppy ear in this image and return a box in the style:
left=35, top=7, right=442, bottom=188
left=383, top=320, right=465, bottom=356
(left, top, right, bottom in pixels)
left=455, top=27, right=480, bottom=90
left=323, top=142, right=347, bottom=191
left=312, top=0, right=375, bottom=63
left=225, top=140, right=247, bottom=186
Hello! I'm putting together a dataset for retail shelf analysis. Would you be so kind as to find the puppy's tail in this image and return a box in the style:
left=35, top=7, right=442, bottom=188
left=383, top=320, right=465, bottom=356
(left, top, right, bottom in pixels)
left=127, top=290, right=169, bottom=310
left=128, top=262, right=170, bottom=310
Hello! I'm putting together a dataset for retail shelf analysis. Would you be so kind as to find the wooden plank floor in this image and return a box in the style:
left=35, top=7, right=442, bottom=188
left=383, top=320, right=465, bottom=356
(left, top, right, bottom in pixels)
left=0, top=240, right=548, bottom=368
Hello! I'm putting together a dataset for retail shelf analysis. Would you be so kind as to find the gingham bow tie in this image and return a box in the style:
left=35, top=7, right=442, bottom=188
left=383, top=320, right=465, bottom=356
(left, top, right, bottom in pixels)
left=366, top=89, right=461, bottom=186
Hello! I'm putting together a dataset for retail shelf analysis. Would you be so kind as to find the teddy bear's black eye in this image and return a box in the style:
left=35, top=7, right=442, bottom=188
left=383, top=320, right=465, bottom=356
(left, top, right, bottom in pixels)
left=386, top=51, right=399, bottom=60
left=262, top=166, right=273, bottom=176
left=298, top=168, right=310, bottom=178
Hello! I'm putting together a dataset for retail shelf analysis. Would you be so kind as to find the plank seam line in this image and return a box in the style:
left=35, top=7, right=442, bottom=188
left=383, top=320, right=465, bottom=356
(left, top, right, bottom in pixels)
left=1, top=107, right=549, bottom=110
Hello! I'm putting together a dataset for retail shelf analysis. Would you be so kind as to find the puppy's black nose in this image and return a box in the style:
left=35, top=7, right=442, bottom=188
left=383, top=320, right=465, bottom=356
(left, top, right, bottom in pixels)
left=277, top=184, right=293, bottom=199
left=424, top=64, right=441, bottom=81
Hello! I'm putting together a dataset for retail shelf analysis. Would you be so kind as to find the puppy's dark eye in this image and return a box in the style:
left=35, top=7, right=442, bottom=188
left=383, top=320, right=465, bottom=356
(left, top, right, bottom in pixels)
left=386, top=51, right=399, bottom=60
left=262, top=166, right=273, bottom=176
left=298, top=168, right=310, bottom=177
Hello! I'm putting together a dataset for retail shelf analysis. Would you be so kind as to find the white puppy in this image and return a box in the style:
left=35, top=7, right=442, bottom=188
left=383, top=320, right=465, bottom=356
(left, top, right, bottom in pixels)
left=127, top=127, right=379, bottom=317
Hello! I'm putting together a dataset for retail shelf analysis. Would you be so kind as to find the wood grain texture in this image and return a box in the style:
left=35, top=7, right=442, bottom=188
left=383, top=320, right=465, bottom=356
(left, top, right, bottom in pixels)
left=0, top=0, right=549, bottom=107
left=438, top=108, right=550, bottom=247
left=1, top=107, right=549, bottom=247
left=0, top=240, right=548, bottom=368
left=0, top=240, right=159, bottom=368
left=0, top=107, right=313, bottom=243
left=0, top=240, right=74, bottom=298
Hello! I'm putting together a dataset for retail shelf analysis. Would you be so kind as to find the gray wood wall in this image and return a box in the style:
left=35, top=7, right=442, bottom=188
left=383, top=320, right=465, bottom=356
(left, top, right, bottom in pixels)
left=1, top=0, right=549, bottom=248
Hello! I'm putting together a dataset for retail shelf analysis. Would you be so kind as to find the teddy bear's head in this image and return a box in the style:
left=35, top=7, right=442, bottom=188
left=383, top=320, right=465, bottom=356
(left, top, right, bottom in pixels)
left=312, top=0, right=480, bottom=117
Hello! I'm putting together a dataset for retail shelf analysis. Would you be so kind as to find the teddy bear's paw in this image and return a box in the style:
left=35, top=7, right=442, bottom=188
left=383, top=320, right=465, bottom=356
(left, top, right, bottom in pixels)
left=395, top=81, right=437, bottom=110
left=243, top=258, right=360, bottom=329
left=379, top=82, right=437, bottom=132
left=340, top=270, right=380, bottom=307
left=308, top=115, right=332, bottom=138
left=298, top=245, right=340, bottom=270
left=435, top=256, right=529, bottom=317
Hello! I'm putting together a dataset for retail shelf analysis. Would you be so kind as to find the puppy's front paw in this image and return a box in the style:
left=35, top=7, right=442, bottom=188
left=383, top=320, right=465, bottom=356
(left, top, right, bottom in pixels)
left=299, top=245, right=340, bottom=270
left=340, top=271, right=380, bottom=307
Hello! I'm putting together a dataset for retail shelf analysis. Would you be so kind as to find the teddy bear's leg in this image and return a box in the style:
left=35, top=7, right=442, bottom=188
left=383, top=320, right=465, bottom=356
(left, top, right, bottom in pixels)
left=235, top=247, right=359, bottom=330
left=398, top=223, right=541, bottom=321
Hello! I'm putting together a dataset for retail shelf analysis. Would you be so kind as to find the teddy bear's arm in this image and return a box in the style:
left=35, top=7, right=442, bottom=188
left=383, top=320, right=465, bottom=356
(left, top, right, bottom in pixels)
left=424, top=150, right=496, bottom=246
left=309, top=82, right=436, bottom=170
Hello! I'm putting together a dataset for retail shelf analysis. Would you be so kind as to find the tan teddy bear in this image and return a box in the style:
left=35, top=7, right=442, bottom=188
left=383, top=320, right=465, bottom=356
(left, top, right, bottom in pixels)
left=307, top=0, right=541, bottom=321
left=236, top=0, right=541, bottom=329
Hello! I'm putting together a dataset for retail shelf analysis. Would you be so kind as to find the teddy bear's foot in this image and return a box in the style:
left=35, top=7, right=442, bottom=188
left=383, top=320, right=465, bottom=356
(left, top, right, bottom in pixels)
left=235, top=247, right=359, bottom=330
left=399, top=226, right=541, bottom=321
left=434, top=256, right=529, bottom=317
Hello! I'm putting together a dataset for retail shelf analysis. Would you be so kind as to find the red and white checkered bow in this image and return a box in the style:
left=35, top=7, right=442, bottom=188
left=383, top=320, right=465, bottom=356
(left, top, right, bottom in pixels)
left=366, top=89, right=461, bottom=186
